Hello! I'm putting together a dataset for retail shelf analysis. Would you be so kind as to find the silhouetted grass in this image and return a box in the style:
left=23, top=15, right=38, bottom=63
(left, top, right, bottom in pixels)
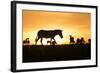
left=23, top=44, right=91, bottom=63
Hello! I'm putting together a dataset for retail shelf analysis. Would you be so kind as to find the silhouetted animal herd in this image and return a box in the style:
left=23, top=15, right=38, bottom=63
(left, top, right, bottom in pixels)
left=70, top=35, right=90, bottom=44
left=23, top=30, right=91, bottom=45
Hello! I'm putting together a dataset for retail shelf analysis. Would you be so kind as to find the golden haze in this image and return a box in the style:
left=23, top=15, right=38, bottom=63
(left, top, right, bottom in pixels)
left=22, top=10, right=91, bottom=45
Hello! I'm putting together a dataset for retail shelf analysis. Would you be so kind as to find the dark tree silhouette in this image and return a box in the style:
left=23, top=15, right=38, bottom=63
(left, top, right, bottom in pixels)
left=69, top=35, right=75, bottom=44
left=35, top=30, right=63, bottom=45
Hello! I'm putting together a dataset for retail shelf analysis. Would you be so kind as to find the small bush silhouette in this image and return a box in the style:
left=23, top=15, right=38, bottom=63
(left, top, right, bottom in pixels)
left=88, top=39, right=91, bottom=44
left=69, top=35, right=75, bottom=44
left=23, top=38, right=30, bottom=45
left=76, top=37, right=85, bottom=44
left=47, top=40, right=57, bottom=45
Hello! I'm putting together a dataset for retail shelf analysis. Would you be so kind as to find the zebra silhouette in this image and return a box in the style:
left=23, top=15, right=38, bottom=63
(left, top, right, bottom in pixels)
left=35, top=30, right=63, bottom=45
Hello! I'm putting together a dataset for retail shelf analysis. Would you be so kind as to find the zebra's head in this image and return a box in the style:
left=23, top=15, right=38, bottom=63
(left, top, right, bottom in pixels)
left=55, top=30, right=63, bottom=39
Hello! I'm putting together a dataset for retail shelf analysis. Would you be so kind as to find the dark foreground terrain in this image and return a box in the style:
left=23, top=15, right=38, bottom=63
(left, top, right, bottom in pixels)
left=23, top=44, right=91, bottom=63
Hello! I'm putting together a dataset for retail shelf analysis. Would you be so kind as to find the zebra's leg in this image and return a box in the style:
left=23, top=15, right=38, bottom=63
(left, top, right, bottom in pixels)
left=35, top=37, right=39, bottom=45
left=40, top=38, right=43, bottom=45
left=53, top=38, right=57, bottom=44
left=50, top=38, right=53, bottom=45
left=53, top=38, right=56, bottom=42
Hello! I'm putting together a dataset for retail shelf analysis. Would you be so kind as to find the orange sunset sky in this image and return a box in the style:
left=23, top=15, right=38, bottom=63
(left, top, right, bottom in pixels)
left=22, top=10, right=91, bottom=45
